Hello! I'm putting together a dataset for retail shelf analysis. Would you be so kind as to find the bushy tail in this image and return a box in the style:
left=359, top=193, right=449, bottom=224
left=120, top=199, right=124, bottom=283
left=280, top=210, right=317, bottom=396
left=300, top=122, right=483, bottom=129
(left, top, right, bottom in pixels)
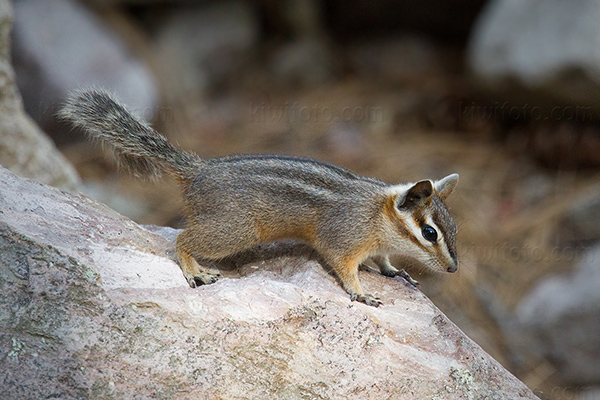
left=60, top=88, right=201, bottom=181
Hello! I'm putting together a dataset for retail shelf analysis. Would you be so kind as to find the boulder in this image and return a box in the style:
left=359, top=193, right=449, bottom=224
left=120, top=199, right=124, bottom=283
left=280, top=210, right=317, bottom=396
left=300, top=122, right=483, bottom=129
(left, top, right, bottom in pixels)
left=12, top=0, right=158, bottom=143
left=0, top=165, right=539, bottom=399
left=468, top=0, right=600, bottom=116
left=516, top=245, right=600, bottom=386
left=0, top=0, right=79, bottom=190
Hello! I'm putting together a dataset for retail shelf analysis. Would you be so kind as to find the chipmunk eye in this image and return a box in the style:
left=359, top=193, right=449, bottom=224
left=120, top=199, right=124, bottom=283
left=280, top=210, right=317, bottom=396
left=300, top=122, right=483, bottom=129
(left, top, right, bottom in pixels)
left=422, top=225, right=438, bottom=243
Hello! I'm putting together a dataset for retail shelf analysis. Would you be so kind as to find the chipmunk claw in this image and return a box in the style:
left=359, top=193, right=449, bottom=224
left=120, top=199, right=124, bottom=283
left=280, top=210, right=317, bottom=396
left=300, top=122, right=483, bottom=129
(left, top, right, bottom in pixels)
left=398, top=269, right=420, bottom=288
left=185, top=271, right=221, bottom=288
left=350, top=293, right=383, bottom=307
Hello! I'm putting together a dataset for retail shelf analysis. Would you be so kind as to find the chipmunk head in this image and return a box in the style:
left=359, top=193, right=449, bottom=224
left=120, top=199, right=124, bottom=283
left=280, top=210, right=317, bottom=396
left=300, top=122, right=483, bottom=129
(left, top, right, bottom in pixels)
left=385, top=174, right=459, bottom=274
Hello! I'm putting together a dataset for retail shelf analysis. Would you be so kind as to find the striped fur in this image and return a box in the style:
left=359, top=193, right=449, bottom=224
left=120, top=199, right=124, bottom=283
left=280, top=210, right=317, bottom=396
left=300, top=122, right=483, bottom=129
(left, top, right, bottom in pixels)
left=382, top=181, right=458, bottom=274
left=61, top=88, right=459, bottom=307
left=60, top=88, right=200, bottom=181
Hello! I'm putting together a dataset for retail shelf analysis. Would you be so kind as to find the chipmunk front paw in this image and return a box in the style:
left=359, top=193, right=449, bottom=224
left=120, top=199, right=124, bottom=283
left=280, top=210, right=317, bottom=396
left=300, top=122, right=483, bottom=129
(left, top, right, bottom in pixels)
left=185, top=271, right=221, bottom=288
left=350, top=293, right=383, bottom=307
left=397, top=269, right=420, bottom=288
left=380, top=267, right=419, bottom=288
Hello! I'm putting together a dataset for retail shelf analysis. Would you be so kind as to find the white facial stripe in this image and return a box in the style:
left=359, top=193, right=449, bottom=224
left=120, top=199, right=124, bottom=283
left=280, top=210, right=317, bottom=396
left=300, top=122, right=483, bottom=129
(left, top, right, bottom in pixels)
left=405, top=215, right=425, bottom=246
left=386, top=189, right=455, bottom=271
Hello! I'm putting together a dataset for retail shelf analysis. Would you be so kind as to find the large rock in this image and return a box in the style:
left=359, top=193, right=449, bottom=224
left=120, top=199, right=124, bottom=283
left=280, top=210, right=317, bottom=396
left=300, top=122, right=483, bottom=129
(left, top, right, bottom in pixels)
left=0, top=165, right=539, bottom=399
left=12, top=0, right=158, bottom=143
left=0, top=0, right=79, bottom=190
left=516, top=246, right=600, bottom=386
left=468, top=0, right=600, bottom=114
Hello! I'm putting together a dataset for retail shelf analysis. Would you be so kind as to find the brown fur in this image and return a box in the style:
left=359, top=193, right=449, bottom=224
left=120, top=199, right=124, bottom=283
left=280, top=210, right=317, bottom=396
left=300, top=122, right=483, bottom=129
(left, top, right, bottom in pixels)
left=61, top=89, right=459, bottom=307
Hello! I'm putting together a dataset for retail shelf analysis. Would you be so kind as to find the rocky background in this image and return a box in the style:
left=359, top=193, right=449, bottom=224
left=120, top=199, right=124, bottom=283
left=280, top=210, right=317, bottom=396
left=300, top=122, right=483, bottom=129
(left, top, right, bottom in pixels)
left=2, top=0, right=600, bottom=399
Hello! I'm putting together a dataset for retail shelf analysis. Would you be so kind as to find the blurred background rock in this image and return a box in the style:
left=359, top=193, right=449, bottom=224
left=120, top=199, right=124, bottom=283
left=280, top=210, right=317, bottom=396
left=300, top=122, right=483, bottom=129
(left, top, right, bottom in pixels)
left=4, top=0, right=600, bottom=398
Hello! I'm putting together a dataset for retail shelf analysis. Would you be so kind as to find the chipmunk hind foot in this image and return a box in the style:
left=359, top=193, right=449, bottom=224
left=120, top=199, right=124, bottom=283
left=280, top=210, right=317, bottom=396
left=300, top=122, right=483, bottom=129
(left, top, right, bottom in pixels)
left=177, top=248, right=221, bottom=288
left=350, top=293, right=383, bottom=307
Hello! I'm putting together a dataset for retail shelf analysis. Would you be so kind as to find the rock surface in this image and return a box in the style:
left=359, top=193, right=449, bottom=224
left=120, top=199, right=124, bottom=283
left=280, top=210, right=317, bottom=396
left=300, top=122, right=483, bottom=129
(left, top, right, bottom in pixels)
left=468, top=0, right=600, bottom=113
left=0, top=165, right=539, bottom=399
left=0, top=0, right=79, bottom=191
left=12, top=0, right=158, bottom=142
left=516, top=246, right=600, bottom=386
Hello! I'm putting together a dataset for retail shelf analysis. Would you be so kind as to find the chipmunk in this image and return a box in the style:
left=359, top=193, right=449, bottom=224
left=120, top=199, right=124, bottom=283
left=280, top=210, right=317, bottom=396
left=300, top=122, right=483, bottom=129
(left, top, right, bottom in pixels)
left=61, top=89, right=459, bottom=307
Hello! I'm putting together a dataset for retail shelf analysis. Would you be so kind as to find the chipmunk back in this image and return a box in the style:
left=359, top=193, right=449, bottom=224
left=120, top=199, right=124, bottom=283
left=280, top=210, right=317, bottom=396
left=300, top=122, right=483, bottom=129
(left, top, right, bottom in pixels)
left=61, top=89, right=459, bottom=307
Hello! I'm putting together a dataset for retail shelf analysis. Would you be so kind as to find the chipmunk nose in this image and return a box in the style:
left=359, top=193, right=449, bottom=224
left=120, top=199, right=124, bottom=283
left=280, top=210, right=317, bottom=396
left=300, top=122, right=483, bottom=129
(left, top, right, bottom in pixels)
left=447, top=262, right=458, bottom=273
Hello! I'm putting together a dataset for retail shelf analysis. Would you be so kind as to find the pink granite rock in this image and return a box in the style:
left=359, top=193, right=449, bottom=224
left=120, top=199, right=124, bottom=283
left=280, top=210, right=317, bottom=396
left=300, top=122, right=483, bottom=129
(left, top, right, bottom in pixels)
left=0, top=166, right=538, bottom=399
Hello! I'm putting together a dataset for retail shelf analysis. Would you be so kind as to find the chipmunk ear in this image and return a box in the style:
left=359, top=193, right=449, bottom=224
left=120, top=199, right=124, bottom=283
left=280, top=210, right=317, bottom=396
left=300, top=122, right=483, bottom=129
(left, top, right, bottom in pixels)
left=434, top=173, right=459, bottom=200
left=397, top=180, right=434, bottom=209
